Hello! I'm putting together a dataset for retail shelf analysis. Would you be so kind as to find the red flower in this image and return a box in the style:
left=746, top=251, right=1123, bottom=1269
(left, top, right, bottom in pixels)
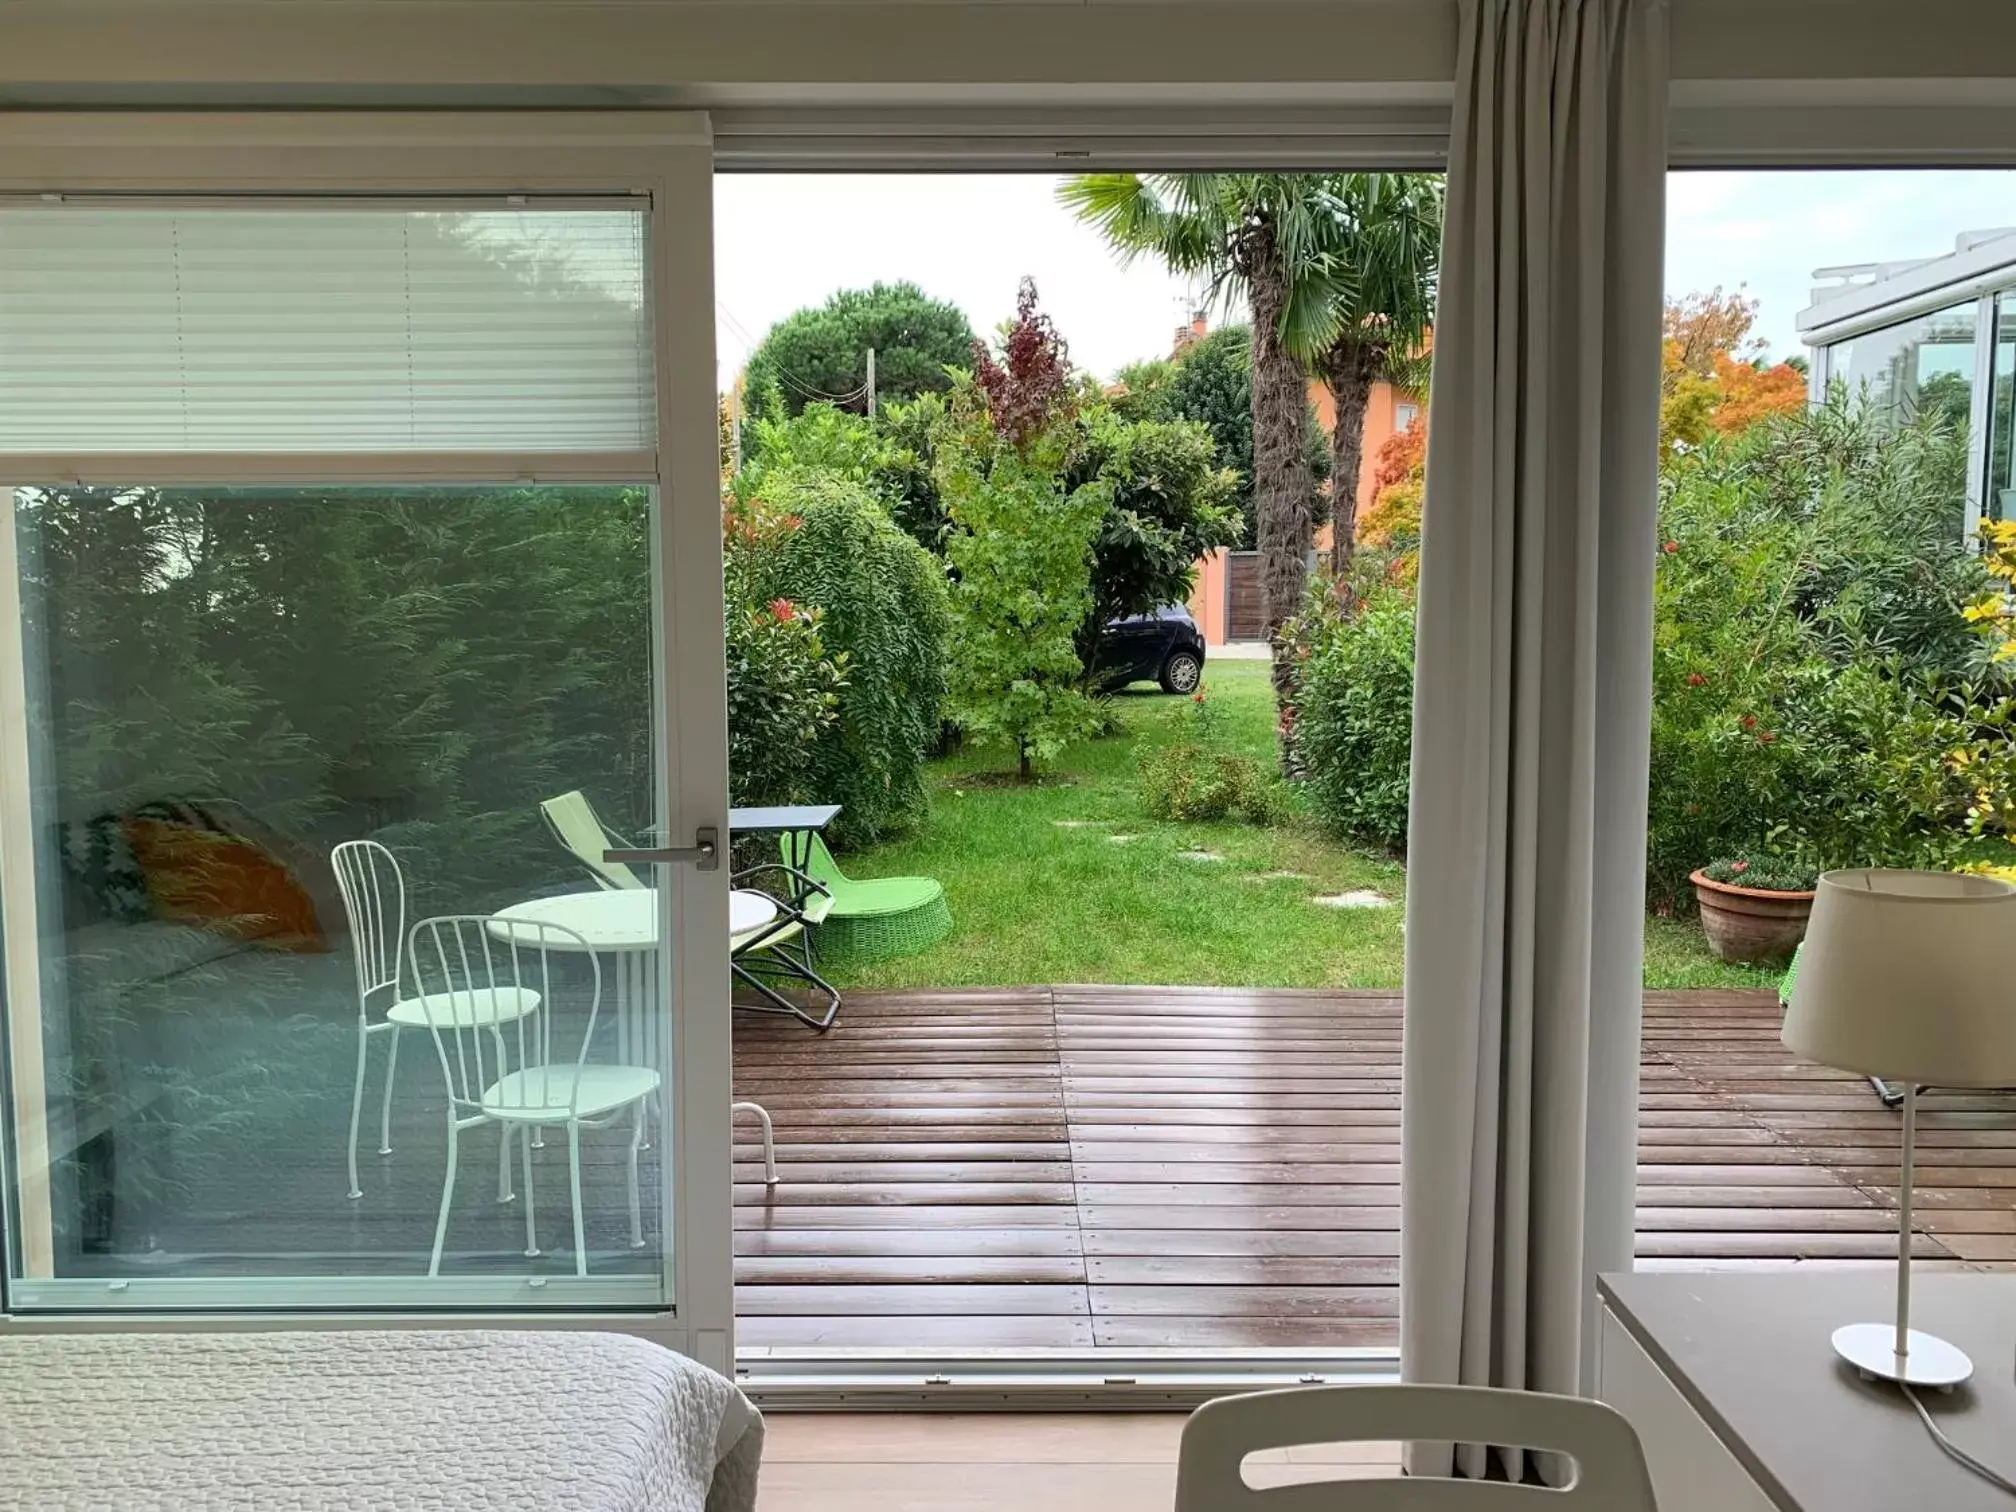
left=1661, top=540, right=1680, bottom=555
left=1686, top=672, right=1705, bottom=687
left=1740, top=714, right=1758, bottom=730
left=768, top=598, right=796, bottom=624
left=1759, top=732, right=1778, bottom=744
left=1192, top=692, right=1206, bottom=704
left=1730, top=860, right=1750, bottom=875
left=780, top=514, right=803, bottom=532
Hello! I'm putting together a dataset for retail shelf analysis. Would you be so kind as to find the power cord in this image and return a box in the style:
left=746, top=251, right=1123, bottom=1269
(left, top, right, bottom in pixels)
left=1901, top=1384, right=2016, bottom=1496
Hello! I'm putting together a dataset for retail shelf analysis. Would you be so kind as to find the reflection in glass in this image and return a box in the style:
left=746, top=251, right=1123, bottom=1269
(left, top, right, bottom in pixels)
left=1, top=484, right=664, bottom=1304
left=1989, top=294, right=2016, bottom=524
left=1826, top=299, right=1979, bottom=439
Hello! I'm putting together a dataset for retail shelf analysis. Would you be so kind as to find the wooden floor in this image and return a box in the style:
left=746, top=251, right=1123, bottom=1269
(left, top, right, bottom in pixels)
left=756, top=1413, right=1397, bottom=1510
left=731, top=986, right=2016, bottom=1352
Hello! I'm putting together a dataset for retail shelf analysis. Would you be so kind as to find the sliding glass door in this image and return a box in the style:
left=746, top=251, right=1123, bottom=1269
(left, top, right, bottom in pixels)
left=0, top=120, right=733, bottom=1353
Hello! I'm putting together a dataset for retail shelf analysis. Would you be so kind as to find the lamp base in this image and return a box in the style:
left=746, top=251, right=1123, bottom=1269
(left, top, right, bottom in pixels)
left=1832, top=1323, right=1973, bottom=1388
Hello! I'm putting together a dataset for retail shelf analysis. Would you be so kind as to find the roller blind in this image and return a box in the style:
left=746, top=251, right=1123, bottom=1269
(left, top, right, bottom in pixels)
left=0, top=204, right=655, bottom=454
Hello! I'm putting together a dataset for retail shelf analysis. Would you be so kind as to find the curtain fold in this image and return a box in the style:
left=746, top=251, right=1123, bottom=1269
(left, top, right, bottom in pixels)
left=1399, top=0, right=1667, bottom=1472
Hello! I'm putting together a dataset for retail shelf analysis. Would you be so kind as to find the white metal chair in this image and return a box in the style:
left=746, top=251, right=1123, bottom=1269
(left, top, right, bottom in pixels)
left=410, top=913, right=660, bottom=1277
left=331, top=839, right=539, bottom=1202
left=1174, top=1384, right=1658, bottom=1511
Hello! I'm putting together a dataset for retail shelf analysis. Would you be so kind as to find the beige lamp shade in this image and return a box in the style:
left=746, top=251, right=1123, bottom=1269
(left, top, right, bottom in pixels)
left=1782, top=869, right=2016, bottom=1086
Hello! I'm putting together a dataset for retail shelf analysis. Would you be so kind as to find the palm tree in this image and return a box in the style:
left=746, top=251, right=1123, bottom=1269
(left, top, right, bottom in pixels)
left=1305, top=174, right=1441, bottom=589
left=1061, top=173, right=1441, bottom=699
left=1059, top=174, right=1341, bottom=717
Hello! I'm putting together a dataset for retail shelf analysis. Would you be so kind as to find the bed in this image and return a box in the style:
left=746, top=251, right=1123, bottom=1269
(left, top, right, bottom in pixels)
left=0, top=1329, right=762, bottom=1511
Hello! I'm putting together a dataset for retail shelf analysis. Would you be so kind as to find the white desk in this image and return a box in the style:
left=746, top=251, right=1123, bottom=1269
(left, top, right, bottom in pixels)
left=1598, top=1271, right=2016, bottom=1512
left=491, top=889, right=776, bottom=1068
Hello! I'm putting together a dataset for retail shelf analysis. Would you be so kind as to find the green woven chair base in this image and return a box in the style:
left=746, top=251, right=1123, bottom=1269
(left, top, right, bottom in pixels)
left=815, top=889, right=953, bottom=966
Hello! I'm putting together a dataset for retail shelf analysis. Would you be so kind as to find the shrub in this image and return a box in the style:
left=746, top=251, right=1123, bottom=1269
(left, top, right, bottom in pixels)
left=1138, top=743, right=1283, bottom=824
left=1644, top=398, right=2005, bottom=904
left=722, top=582, right=847, bottom=815
left=731, top=471, right=950, bottom=845
left=1292, top=586, right=1417, bottom=851
left=1699, top=855, right=1818, bottom=892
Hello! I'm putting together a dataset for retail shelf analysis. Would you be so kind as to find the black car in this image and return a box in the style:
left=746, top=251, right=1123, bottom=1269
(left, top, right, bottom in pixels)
left=1093, top=605, right=1207, bottom=694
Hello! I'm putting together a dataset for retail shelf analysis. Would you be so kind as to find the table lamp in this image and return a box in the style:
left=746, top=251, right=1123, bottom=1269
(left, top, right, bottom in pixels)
left=1781, top=868, right=2016, bottom=1388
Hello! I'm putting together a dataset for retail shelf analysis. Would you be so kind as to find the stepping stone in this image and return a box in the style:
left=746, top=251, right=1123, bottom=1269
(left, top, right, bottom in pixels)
left=1311, top=890, right=1395, bottom=909
left=1107, top=833, right=1140, bottom=844
left=1176, top=850, right=1225, bottom=863
left=1051, top=819, right=1108, bottom=829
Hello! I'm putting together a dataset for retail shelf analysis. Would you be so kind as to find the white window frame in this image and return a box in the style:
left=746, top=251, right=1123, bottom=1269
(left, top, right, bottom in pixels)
left=0, top=113, right=735, bottom=1373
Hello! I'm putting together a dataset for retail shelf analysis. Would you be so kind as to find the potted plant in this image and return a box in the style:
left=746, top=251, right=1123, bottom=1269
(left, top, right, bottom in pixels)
left=1690, top=855, right=1820, bottom=965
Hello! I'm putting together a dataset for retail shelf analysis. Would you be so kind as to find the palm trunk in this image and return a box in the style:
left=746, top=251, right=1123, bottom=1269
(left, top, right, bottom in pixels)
left=1246, top=234, right=1317, bottom=752
left=1320, top=346, right=1377, bottom=598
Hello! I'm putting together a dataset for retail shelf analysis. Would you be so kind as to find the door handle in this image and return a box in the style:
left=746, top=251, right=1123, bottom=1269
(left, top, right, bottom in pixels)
left=605, top=826, right=719, bottom=872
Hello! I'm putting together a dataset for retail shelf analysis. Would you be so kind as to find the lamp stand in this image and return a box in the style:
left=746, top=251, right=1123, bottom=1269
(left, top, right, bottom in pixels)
left=1832, top=1085, right=1973, bottom=1388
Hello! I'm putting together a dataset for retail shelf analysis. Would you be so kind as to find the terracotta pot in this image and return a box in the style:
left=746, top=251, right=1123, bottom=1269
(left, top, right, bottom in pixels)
left=1689, top=869, right=1815, bottom=966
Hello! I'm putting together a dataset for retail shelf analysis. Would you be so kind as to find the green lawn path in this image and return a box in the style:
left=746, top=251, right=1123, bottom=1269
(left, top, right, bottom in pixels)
left=823, top=659, right=1777, bottom=992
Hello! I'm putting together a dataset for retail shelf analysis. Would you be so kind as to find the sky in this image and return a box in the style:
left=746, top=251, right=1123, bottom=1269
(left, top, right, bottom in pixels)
left=713, top=171, right=2016, bottom=388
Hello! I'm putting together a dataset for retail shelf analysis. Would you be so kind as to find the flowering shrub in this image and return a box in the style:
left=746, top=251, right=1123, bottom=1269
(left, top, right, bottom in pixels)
left=1136, top=686, right=1286, bottom=825
left=1290, top=397, right=2015, bottom=904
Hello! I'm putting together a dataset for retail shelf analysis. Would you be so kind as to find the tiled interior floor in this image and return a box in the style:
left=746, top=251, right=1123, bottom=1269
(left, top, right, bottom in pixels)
left=754, top=1412, right=1401, bottom=1510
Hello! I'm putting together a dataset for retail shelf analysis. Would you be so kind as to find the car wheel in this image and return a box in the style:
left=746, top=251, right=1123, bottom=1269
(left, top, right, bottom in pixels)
left=1159, top=649, right=1203, bottom=694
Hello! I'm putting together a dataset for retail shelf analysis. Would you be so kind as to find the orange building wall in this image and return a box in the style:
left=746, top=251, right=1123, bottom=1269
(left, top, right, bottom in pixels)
left=1188, top=379, right=1420, bottom=644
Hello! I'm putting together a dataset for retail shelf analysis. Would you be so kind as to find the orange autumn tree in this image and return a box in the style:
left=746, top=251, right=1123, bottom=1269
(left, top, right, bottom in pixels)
left=1661, top=288, right=1806, bottom=454
left=1355, top=411, right=1427, bottom=584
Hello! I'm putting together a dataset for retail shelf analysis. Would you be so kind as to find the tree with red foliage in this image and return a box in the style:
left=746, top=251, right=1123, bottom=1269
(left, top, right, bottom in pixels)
left=971, top=277, right=1076, bottom=453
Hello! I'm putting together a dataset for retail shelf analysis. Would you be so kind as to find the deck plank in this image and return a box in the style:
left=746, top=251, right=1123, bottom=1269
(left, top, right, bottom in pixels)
left=730, top=985, right=2016, bottom=1353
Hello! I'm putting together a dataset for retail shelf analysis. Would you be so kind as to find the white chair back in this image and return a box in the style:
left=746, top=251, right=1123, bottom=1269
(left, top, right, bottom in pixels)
left=540, top=790, right=646, bottom=892
left=1175, top=1385, right=1658, bottom=1511
left=407, top=914, right=601, bottom=1120
left=331, top=839, right=406, bottom=1019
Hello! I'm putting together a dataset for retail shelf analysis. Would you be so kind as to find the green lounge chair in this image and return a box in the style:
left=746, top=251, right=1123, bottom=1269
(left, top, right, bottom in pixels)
left=787, top=832, right=951, bottom=965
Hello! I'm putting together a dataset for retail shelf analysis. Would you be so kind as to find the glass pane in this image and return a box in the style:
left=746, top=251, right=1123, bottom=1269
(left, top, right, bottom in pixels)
left=1990, top=293, right=2016, bottom=523
left=0, top=208, right=655, bottom=453
left=0, top=483, right=671, bottom=1309
left=1824, top=298, right=1978, bottom=438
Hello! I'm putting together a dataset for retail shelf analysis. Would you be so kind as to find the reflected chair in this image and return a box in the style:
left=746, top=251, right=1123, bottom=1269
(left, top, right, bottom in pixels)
left=540, top=789, right=648, bottom=891
left=410, top=914, right=659, bottom=1277
left=1174, top=1384, right=1657, bottom=1511
left=331, top=839, right=538, bottom=1202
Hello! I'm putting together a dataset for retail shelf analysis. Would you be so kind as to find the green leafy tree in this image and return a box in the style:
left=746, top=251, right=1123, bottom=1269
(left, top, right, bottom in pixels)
left=744, top=282, right=976, bottom=420
left=1070, top=407, right=1242, bottom=658
left=937, top=281, right=1112, bottom=780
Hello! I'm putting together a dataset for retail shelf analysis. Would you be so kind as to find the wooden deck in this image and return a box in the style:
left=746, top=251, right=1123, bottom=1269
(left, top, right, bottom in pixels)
left=731, top=986, right=2016, bottom=1352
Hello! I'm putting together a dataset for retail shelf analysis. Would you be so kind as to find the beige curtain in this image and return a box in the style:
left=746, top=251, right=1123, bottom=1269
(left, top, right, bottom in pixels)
left=1399, top=0, right=1668, bottom=1472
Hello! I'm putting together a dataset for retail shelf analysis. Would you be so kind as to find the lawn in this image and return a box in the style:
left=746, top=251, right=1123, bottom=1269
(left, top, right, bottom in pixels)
left=824, top=659, right=1775, bottom=992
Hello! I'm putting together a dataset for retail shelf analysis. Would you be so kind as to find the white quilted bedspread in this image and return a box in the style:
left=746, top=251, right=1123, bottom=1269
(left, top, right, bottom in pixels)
left=0, top=1329, right=763, bottom=1512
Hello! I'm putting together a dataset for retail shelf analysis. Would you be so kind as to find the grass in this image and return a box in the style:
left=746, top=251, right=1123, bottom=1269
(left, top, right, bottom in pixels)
left=823, top=658, right=1769, bottom=992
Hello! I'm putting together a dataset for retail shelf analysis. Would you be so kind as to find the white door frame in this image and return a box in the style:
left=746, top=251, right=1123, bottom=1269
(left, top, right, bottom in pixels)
left=0, top=113, right=734, bottom=1370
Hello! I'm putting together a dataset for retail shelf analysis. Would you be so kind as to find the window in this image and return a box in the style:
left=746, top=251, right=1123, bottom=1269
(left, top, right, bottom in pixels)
left=1821, top=298, right=1978, bottom=437
left=1394, top=401, right=1421, bottom=430
left=1987, top=292, right=2016, bottom=524
left=0, top=202, right=676, bottom=1311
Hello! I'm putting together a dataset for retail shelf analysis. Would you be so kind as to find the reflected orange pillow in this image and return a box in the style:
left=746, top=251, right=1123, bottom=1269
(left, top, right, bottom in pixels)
left=125, top=817, right=329, bottom=953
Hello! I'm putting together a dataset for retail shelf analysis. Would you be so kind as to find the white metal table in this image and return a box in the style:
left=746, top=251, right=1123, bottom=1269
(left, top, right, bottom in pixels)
left=491, top=889, right=776, bottom=1070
